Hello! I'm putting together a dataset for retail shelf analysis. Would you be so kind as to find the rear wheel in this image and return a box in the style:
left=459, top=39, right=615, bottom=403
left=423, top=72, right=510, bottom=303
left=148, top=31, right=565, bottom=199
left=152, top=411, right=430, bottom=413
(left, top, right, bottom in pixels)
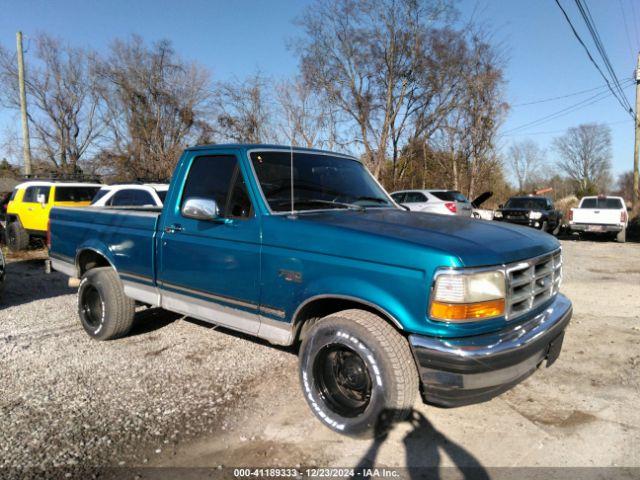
left=616, top=228, right=626, bottom=243
left=298, top=309, right=419, bottom=438
left=78, top=267, right=135, bottom=340
left=6, top=221, right=29, bottom=252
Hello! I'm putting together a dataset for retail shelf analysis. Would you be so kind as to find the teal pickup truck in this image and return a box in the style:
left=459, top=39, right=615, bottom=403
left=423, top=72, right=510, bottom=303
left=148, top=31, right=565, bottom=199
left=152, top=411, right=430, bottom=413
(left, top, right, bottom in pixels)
left=49, top=144, right=572, bottom=437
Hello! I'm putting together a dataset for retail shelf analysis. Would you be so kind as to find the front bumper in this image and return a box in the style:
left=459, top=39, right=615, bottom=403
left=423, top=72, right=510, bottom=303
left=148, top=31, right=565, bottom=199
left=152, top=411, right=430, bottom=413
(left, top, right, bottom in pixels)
left=495, top=217, right=545, bottom=229
left=409, top=293, right=572, bottom=407
left=569, top=223, right=623, bottom=233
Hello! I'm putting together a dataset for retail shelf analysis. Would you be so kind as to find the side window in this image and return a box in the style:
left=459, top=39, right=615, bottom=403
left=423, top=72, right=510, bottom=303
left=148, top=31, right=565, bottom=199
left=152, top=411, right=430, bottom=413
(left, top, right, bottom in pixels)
left=225, top=169, right=253, bottom=219
left=109, top=190, right=134, bottom=206
left=22, top=186, right=50, bottom=203
left=405, top=192, right=427, bottom=203
left=391, top=193, right=405, bottom=203
left=182, top=155, right=252, bottom=219
left=23, top=187, right=37, bottom=203
left=128, top=190, right=155, bottom=206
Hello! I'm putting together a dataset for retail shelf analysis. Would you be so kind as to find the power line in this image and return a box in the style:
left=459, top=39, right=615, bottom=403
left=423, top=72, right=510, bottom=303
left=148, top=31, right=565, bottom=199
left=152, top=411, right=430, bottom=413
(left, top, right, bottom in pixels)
left=511, top=82, right=609, bottom=107
left=502, top=118, right=633, bottom=137
left=618, top=0, right=636, bottom=61
left=628, top=0, right=640, bottom=46
left=511, top=78, right=633, bottom=107
left=554, top=0, right=635, bottom=119
left=503, top=87, right=618, bottom=135
left=574, top=0, right=634, bottom=113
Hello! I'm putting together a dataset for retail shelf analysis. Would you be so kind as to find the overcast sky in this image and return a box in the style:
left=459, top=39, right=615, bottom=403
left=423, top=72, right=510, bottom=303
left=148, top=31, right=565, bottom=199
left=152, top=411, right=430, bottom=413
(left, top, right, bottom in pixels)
left=0, top=0, right=637, bottom=178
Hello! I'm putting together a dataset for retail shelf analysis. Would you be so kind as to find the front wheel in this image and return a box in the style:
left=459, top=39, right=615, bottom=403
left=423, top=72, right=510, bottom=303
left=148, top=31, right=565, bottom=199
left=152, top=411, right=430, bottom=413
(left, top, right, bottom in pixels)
left=298, top=309, right=419, bottom=438
left=78, top=267, right=135, bottom=340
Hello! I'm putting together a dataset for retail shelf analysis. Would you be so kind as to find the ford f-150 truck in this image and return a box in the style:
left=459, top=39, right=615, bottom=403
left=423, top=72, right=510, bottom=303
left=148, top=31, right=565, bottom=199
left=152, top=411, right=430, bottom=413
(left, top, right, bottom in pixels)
left=568, top=195, right=628, bottom=242
left=49, top=144, right=572, bottom=437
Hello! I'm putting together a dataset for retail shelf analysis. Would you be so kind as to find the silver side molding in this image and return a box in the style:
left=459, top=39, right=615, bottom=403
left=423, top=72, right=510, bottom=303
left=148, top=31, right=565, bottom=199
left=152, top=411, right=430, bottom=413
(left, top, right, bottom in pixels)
left=123, top=280, right=161, bottom=307
left=50, top=258, right=77, bottom=278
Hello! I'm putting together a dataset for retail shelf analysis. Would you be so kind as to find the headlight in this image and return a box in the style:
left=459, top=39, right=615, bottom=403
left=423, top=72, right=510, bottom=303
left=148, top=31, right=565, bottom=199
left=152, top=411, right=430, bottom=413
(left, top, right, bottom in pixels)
left=430, top=269, right=505, bottom=322
left=529, top=211, right=542, bottom=219
left=494, top=211, right=502, bottom=218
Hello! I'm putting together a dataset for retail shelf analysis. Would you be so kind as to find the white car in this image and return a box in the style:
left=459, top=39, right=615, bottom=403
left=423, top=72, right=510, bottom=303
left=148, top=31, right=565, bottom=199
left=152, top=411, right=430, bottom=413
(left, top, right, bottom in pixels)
left=568, top=195, right=628, bottom=242
left=91, top=184, right=169, bottom=208
left=390, top=189, right=473, bottom=216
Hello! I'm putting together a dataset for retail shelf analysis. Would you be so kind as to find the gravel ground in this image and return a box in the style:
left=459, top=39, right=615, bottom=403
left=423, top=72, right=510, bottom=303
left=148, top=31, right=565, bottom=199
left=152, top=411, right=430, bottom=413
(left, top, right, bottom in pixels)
left=0, top=252, right=294, bottom=476
left=1, top=239, right=639, bottom=477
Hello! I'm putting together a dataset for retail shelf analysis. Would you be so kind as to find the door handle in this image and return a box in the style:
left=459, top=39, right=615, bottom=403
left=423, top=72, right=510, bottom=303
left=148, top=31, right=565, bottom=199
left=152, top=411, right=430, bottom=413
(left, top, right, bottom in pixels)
left=164, top=224, right=184, bottom=234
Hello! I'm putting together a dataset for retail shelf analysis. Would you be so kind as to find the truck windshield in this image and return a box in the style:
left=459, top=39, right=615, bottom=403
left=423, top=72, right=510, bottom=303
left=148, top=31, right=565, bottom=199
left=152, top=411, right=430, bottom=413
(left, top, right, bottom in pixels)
left=580, top=198, right=623, bottom=209
left=250, top=151, right=393, bottom=212
left=504, top=198, right=548, bottom=210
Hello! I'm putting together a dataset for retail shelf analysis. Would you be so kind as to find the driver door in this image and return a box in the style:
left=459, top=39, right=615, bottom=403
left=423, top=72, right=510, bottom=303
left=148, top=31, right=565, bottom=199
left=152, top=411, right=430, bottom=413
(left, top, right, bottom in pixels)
left=158, top=153, right=261, bottom=334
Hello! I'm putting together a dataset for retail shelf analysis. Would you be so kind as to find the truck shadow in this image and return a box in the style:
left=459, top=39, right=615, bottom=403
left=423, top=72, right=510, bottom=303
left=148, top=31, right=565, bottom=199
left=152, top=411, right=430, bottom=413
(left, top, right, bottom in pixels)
left=128, top=307, right=183, bottom=336
left=353, top=409, right=489, bottom=480
left=0, top=258, right=75, bottom=310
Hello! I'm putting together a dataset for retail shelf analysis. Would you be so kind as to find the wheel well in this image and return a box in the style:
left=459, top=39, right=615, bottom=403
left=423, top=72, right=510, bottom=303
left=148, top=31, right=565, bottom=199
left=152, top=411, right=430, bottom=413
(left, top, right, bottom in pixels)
left=77, top=249, right=112, bottom=276
left=293, top=297, right=402, bottom=343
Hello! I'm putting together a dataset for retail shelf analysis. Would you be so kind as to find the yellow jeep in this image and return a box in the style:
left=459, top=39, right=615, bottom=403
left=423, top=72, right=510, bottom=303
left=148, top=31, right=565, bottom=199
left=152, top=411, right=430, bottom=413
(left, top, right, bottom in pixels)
left=5, top=181, right=101, bottom=251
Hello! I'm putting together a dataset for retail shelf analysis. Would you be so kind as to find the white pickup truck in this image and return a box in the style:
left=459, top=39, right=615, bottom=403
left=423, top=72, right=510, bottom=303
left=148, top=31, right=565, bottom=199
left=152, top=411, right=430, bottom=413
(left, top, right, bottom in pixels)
left=568, top=195, right=628, bottom=242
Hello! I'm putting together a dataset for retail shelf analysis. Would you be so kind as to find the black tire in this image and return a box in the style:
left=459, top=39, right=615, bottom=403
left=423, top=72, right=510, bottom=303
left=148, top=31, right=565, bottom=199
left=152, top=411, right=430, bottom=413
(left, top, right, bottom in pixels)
left=6, top=221, right=29, bottom=252
left=616, top=228, right=626, bottom=243
left=299, top=309, right=419, bottom=438
left=77, top=267, right=135, bottom=340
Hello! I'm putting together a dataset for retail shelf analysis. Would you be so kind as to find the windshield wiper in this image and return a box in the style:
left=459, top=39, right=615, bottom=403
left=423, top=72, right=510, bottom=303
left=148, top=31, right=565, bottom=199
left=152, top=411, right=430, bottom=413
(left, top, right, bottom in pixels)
left=294, top=199, right=365, bottom=211
left=354, top=196, right=390, bottom=205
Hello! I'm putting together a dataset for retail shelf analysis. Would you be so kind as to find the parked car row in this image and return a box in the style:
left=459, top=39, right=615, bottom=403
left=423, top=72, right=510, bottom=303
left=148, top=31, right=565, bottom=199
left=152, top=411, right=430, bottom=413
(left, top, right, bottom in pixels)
left=2, top=181, right=169, bottom=251
left=390, top=189, right=630, bottom=242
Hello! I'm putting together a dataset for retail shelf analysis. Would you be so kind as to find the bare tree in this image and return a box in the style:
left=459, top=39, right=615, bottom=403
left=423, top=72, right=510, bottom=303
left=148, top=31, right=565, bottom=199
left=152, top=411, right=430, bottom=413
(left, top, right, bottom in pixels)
left=0, top=34, right=102, bottom=173
left=507, top=140, right=546, bottom=193
left=296, top=0, right=455, bottom=178
left=213, top=73, right=276, bottom=144
left=96, top=36, right=212, bottom=180
left=614, top=171, right=637, bottom=201
left=276, top=77, right=342, bottom=149
left=426, top=33, right=507, bottom=198
left=553, top=123, right=612, bottom=196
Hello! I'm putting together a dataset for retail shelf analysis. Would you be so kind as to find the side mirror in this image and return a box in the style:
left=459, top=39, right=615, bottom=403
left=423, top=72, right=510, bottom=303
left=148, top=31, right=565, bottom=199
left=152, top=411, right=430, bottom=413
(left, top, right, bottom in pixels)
left=498, top=204, right=503, bottom=209
left=181, top=197, right=221, bottom=221
left=36, top=193, right=47, bottom=206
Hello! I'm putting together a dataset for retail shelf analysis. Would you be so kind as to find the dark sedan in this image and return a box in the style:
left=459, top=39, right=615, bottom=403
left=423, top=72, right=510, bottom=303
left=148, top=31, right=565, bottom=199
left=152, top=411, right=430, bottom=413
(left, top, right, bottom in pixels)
left=494, top=196, right=562, bottom=235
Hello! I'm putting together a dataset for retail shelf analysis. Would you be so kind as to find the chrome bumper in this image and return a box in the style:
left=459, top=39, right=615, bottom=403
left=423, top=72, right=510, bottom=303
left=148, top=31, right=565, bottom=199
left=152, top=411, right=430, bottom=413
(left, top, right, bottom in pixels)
left=409, top=293, right=572, bottom=407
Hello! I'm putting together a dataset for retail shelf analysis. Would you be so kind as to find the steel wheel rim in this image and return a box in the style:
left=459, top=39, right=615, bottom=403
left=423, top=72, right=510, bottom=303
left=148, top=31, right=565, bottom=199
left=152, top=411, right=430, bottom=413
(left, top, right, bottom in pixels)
left=81, top=285, right=103, bottom=328
left=313, top=344, right=372, bottom=417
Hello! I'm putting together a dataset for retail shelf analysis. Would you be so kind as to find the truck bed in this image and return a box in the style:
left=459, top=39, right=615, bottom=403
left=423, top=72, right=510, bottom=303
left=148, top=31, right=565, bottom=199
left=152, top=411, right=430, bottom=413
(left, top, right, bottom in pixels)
left=49, top=206, right=161, bottom=282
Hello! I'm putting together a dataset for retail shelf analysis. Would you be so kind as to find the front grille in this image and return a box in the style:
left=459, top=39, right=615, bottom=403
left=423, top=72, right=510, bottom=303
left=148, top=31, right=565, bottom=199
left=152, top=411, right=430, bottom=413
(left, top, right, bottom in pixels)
left=505, top=249, right=562, bottom=320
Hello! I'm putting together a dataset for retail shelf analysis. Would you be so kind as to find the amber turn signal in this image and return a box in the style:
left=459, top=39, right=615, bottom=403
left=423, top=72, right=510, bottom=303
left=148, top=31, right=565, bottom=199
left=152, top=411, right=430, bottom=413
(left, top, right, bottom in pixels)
left=430, top=299, right=505, bottom=322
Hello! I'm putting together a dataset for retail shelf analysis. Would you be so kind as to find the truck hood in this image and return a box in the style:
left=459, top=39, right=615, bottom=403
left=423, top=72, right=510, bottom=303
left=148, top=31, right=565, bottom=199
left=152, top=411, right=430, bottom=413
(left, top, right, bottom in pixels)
left=294, top=209, right=559, bottom=267
left=500, top=208, right=543, bottom=214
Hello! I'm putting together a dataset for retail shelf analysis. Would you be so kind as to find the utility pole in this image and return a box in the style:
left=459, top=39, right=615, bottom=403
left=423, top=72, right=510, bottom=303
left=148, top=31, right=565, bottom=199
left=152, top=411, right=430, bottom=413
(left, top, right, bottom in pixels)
left=16, top=31, right=32, bottom=176
left=634, top=51, right=640, bottom=212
